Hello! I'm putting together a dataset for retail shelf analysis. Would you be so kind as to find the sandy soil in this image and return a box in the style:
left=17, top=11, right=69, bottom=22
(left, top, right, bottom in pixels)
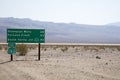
left=0, top=45, right=120, bottom=80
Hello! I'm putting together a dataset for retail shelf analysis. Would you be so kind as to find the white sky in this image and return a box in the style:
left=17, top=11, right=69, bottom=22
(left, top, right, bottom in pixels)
left=0, top=0, right=120, bottom=25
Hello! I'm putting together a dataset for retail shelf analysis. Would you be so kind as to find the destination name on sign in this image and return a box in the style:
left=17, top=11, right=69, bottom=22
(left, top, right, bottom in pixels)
left=21, top=34, right=30, bottom=37
left=8, top=30, right=23, bottom=33
left=18, top=39, right=27, bottom=41
left=8, top=34, right=20, bottom=36
left=8, top=39, right=16, bottom=41
left=24, top=30, right=32, bottom=33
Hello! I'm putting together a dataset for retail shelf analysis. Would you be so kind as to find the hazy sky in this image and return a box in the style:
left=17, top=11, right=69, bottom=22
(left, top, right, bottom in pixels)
left=0, top=0, right=120, bottom=25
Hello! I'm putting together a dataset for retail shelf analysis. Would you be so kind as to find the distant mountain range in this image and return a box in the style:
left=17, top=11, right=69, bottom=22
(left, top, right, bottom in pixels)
left=0, top=17, right=120, bottom=43
left=107, top=22, right=120, bottom=26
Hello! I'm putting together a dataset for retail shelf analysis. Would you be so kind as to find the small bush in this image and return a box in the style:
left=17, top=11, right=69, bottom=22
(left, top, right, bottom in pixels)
left=29, top=46, right=35, bottom=50
left=75, top=48, right=79, bottom=52
left=53, top=46, right=58, bottom=50
left=61, top=47, right=68, bottom=52
left=92, top=48, right=99, bottom=52
left=99, top=46, right=105, bottom=50
left=5, top=47, right=7, bottom=50
left=72, top=46, right=75, bottom=48
left=117, top=47, right=120, bottom=51
left=44, top=48, right=47, bottom=51
left=0, top=45, right=2, bottom=50
left=96, top=56, right=101, bottom=59
left=16, top=44, right=28, bottom=56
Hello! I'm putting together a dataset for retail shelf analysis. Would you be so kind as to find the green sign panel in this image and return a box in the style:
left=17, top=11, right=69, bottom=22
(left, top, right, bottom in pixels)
left=7, top=29, right=45, bottom=43
left=8, top=43, right=16, bottom=47
left=8, top=43, right=16, bottom=55
left=8, top=47, right=16, bottom=54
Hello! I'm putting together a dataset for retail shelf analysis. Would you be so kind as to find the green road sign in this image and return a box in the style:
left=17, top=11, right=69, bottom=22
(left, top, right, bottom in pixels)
left=7, top=29, right=45, bottom=43
left=8, top=43, right=16, bottom=47
left=8, top=47, right=16, bottom=54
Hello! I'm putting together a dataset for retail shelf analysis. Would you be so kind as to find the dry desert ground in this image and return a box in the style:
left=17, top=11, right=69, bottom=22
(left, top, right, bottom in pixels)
left=0, top=43, right=120, bottom=80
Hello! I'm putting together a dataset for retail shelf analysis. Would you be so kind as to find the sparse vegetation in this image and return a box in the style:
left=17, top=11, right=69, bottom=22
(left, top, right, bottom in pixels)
left=92, top=48, right=99, bottom=52
left=16, top=44, right=28, bottom=56
left=29, top=47, right=32, bottom=50
left=61, top=46, right=68, bottom=52
left=96, top=56, right=101, bottom=59
left=105, top=62, right=108, bottom=65
left=72, top=46, right=75, bottom=48
left=116, top=47, right=120, bottom=51
left=44, top=48, right=47, bottom=51
left=5, top=47, right=7, bottom=50
left=28, top=45, right=37, bottom=50
left=82, top=46, right=108, bottom=52
left=29, top=46, right=36, bottom=50
left=0, top=45, right=2, bottom=50
left=53, top=47, right=57, bottom=50
left=99, top=46, right=105, bottom=50
left=53, top=46, right=58, bottom=50
left=75, top=48, right=79, bottom=52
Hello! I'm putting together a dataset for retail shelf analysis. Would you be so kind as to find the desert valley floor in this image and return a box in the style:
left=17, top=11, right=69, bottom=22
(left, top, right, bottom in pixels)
left=0, top=44, right=120, bottom=80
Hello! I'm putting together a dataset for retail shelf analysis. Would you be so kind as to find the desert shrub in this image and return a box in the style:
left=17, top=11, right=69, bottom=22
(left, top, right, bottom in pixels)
left=27, top=44, right=37, bottom=50
left=61, top=47, right=68, bottom=52
left=44, top=48, right=47, bottom=51
left=99, top=46, right=105, bottom=49
left=5, top=47, right=7, bottom=50
left=116, top=47, right=120, bottom=51
left=72, top=46, right=75, bottom=48
left=75, top=48, right=79, bottom=52
left=83, top=46, right=89, bottom=50
left=0, top=45, right=2, bottom=50
left=83, top=46, right=101, bottom=52
left=16, top=44, right=28, bottom=56
left=92, top=48, right=99, bottom=52
left=29, top=46, right=35, bottom=50
left=53, top=46, right=58, bottom=50
left=96, top=56, right=101, bottom=59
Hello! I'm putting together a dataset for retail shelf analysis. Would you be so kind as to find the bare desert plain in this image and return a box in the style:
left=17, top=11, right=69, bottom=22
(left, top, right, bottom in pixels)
left=0, top=43, right=120, bottom=80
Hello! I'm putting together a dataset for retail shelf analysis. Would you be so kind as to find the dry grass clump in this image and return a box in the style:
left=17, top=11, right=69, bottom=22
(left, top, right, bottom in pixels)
left=16, top=44, right=28, bottom=56
left=96, top=56, right=101, bottom=59
left=83, top=46, right=120, bottom=53
left=41, top=45, right=47, bottom=51
left=0, top=45, right=2, bottom=50
left=72, top=46, right=75, bottom=48
left=5, top=47, right=7, bottom=50
left=83, top=46, right=99, bottom=52
left=44, top=48, right=47, bottom=51
left=98, top=46, right=105, bottom=50
left=116, top=47, right=120, bottom=51
left=82, top=46, right=112, bottom=52
left=53, top=46, right=58, bottom=50
left=27, top=45, right=37, bottom=50
left=29, top=46, right=35, bottom=50
left=61, top=46, right=68, bottom=52
left=52, top=46, right=59, bottom=50
left=75, top=47, right=79, bottom=52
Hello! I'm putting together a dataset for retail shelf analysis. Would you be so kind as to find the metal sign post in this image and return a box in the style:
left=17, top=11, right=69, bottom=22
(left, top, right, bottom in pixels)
left=38, top=43, right=41, bottom=60
left=11, top=54, right=13, bottom=61
left=8, top=43, right=16, bottom=61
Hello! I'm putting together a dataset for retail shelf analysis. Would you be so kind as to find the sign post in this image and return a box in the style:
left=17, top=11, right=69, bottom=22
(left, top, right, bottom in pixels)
left=11, top=55, right=13, bottom=61
left=7, top=29, right=45, bottom=61
left=38, top=43, right=41, bottom=60
left=8, top=43, right=16, bottom=61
